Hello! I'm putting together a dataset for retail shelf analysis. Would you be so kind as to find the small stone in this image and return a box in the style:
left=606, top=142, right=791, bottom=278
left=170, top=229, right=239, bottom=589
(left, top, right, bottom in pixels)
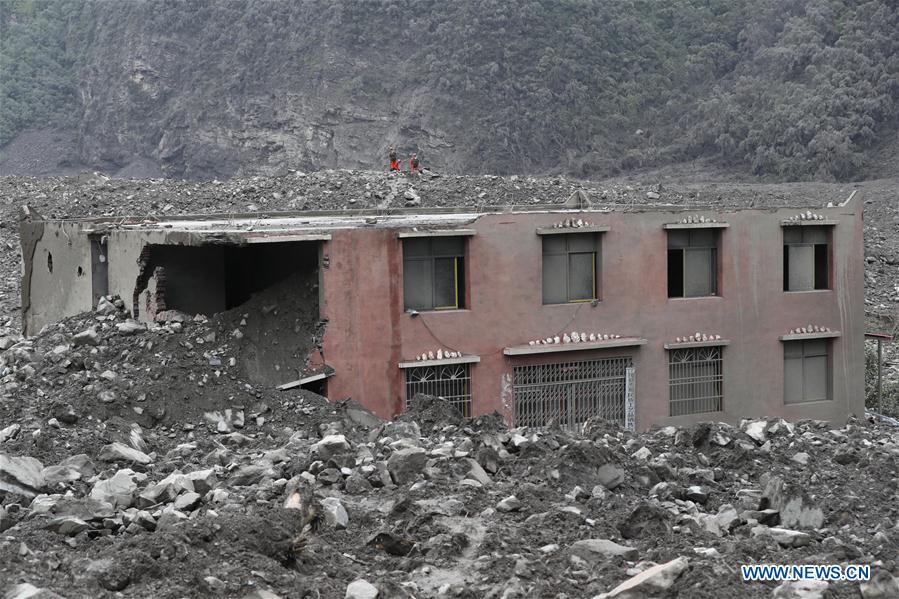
left=345, top=579, right=379, bottom=599
left=570, top=539, right=638, bottom=563
left=791, top=452, right=810, bottom=466
left=773, top=580, right=828, bottom=599
left=174, top=492, right=202, bottom=511
left=99, top=443, right=151, bottom=465
left=496, top=495, right=522, bottom=513
left=321, top=497, right=349, bottom=529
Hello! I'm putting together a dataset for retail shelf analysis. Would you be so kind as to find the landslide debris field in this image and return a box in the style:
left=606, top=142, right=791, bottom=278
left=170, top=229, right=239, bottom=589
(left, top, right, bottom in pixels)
left=2, top=298, right=899, bottom=598
left=0, top=171, right=897, bottom=598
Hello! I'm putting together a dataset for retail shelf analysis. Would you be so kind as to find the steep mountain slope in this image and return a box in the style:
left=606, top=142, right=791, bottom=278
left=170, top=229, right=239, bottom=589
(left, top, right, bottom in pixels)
left=2, top=0, right=899, bottom=180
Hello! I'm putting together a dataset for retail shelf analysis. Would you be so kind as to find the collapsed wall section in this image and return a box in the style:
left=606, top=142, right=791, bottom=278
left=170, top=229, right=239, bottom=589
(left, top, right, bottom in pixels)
left=130, top=240, right=324, bottom=386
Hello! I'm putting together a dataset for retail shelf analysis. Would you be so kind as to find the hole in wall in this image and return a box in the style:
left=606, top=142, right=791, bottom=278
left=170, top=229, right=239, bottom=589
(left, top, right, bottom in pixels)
left=47, top=252, right=53, bottom=273
left=77, top=266, right=84, bottom=277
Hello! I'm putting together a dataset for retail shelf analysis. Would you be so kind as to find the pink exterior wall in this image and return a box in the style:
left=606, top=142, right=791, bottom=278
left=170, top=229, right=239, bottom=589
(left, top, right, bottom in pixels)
left=319, top=202, right=865, bottom=429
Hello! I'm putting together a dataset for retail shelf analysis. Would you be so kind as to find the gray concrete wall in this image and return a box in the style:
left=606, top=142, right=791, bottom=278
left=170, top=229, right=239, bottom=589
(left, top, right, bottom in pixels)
left=23, top=221, right=94, bottom=334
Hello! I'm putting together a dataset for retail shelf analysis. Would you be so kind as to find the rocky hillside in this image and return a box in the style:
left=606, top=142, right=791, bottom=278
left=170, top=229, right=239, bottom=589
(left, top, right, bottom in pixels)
left=2, top=0, right=899, bottom=180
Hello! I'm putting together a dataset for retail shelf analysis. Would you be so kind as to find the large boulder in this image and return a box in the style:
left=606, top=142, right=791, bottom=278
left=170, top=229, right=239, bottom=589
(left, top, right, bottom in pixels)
left=90, top=469, right=138, bottom=509
left=387, top=447, right=427, bottom=485
left=594, top=557, right=689, bottom=598
left=0, top=454, right=45, bottom=498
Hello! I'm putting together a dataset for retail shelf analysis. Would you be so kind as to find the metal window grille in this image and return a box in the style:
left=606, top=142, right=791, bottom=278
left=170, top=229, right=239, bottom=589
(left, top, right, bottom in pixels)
left=404, top=363, right=472, bottom=417
left=668, top=347, right=723, bottom=416
left=512, top=357, right=632, bottom=428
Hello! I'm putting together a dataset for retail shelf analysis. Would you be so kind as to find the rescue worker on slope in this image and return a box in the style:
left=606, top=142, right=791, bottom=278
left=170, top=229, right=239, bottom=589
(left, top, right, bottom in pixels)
left=409, top=153, right=421, bottom=174
left=388, top=146, right=399, bottom=172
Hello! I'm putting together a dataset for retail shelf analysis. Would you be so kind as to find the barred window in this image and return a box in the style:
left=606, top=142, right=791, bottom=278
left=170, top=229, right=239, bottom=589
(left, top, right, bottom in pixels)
left=668, top=347, right=723, bottom=416
left=542, top=233, right=599, bottom=304
left=668, top=229, right=718, bottom=297
left=404, top=363, right=472, bottom=417
left=783, top=226, right=829, bottom=291
left=403, top=237, right=465, bottom=311
left=784, top=339, right=830, bottom=404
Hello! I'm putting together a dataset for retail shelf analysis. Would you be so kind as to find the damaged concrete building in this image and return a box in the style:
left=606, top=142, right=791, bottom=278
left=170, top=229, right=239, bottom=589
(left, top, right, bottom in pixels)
left=19, top=190, right=865, bottom=430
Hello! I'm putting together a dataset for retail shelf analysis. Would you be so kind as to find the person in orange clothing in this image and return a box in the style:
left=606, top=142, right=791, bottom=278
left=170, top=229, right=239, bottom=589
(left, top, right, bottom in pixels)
left=388, top=146, right=399, bottom=172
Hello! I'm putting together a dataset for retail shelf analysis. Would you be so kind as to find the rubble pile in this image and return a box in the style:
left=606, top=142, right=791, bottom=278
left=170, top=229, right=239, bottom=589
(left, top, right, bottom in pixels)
left=2, top=307, right=899, bottom=597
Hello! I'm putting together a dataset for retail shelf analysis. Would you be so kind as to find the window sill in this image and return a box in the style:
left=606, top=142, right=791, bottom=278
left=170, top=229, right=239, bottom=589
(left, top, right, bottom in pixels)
left=664, top=339, right=730, bottom=349
left=667, top=296, right=722, bottom=301
left=784, top=398, right=833, bottom=406
left=663, top=222, right=729, bottom=229
left=536, top=225, right=610, bottom=235
left=780, top=219, right=838, bottom=227
left=542, top=300, right=600, bottom=307
left=779, top=331, right=840, bottom=341
left=504, top=337, right=647, bottom=356
left=783, top=289, right=832, bottom=294
left=407, top=308, right=471, bottom=315
left=399, top=354, right=480, bottom=368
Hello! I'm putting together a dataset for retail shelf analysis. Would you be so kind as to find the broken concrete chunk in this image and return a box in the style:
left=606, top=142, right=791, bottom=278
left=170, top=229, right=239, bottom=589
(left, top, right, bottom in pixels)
left=99, top=443, right=151, bottom=465
left=763, top=476, right=824, bottom=529
left=569, top=539, right=638, bottom=563
left=595, top=557, right=689, bottom=598
left=387, top=447, right=427, bottom=485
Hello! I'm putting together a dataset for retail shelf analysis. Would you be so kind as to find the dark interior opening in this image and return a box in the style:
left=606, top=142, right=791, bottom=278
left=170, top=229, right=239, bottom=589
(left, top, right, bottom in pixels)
left=814, top=244, right=828, bottom=290
left=136, top=241, right=319, bottom=317
left=667, top=249, right=683, bottom=297
left=90, top=235, right=109, bottom=309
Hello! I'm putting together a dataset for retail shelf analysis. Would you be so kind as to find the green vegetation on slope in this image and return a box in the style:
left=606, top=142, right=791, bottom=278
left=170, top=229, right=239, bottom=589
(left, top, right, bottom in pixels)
left=2, top=0, right=898, bottom=180
left=0, top=0, right=84, bottom=145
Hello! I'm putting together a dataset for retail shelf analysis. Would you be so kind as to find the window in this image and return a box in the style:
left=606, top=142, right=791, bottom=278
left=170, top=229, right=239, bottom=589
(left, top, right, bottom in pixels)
left=668, top=347, right=723, bottom=416
left=405, top=363, right=471, bottom=417
left=668, top=229, right=718, bottom=297
left=784, top=339, right=830, bottom=404
left=783, top=226, right=829, bottom=291
left=542, top=233, right=599, bottom=304
left=512, top=357, right=631, bottom=428
left=403, top=237, right=465, bottom=310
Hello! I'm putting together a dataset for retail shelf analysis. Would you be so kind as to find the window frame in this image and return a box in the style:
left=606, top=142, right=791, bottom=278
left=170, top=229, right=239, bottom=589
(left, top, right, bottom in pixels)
left=667, top=229, right=719, bottom=298
left=402, top=237, right=466, bottom=311
left=667, top=346, right=724, bottom=416
left=404, top=363, right=472, bottom=417
left=783, top=226, right=830, bottom=292
left=542, top=232, right=600, bottom=305
left=783, top=339, right=832, bottom=404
